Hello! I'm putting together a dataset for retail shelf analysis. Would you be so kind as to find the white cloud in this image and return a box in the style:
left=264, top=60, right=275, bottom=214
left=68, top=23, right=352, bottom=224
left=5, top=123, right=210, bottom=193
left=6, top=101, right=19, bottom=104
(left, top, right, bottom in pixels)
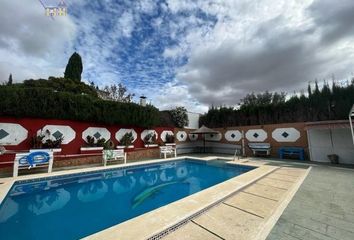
left=137, top=0, right=157, bottom=15
left=166, top=0, right=354, bottom=106
left=166, top=0, right=198, bottom=14
left=0, top=0, right=76, bottom=82
left=2, top=0, right=354, bottom=113
left=119, top=11, right=135, bottom=38
left=152, top=80, right=208, bottom=113
left=163, top=46, right=183, bottom=59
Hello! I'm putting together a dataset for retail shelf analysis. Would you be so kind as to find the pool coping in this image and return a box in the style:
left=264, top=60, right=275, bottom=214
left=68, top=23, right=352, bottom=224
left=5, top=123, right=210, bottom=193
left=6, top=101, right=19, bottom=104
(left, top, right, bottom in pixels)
left=0, top=156, right=276, bottom=240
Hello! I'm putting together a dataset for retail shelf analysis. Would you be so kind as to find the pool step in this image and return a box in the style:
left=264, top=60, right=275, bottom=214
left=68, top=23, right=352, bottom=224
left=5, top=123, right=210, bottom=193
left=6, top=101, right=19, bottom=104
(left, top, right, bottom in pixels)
left=162, top=167, right=308, bottom=240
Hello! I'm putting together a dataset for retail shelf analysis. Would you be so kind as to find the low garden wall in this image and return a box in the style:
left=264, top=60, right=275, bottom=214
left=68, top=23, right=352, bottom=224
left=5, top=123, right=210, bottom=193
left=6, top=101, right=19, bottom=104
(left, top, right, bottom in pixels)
left=174, top=122, right=309, bottom=159
left=0, top=117, right=173, bottom=169
left=0, top=117, right=317, bottom=173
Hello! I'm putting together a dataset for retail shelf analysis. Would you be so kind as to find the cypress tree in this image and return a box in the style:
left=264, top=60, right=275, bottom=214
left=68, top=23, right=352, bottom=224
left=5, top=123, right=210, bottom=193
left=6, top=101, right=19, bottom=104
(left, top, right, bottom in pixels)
left=307, top=83, right=311, bottom=96
left=7, top=74, right=13, bottom=85
left=314, top=81, right=320, bottom=95
left=64, top=52, right=83, bottom=82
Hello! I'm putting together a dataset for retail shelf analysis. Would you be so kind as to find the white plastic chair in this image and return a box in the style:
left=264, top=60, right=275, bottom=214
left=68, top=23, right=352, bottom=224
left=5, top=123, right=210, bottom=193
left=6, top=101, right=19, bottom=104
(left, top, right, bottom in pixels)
left=160, top=146, right=177, bottom=159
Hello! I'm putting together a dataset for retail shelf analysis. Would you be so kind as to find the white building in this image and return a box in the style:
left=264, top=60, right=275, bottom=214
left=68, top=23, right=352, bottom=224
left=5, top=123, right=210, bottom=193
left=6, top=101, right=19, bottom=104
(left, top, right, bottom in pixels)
left=306, top=120, right=354, bottom=164
left=184, top=112, right=201, bottom=129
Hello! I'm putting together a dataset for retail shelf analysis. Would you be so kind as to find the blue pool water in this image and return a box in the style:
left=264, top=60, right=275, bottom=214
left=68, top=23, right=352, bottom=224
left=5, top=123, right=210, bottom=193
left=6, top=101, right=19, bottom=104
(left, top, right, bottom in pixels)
left=0, top=159, right=254, bottom=239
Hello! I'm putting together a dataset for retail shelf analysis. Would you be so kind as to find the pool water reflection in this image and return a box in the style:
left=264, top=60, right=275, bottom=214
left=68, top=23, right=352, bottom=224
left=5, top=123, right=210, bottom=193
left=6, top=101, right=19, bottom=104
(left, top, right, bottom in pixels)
left=0, top=159, right=254, bottom=240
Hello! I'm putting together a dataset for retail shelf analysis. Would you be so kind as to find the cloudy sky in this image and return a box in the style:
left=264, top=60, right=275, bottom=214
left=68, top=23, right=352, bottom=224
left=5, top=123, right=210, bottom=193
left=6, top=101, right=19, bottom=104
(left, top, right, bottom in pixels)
left=1, top=0, right=354, bottom=113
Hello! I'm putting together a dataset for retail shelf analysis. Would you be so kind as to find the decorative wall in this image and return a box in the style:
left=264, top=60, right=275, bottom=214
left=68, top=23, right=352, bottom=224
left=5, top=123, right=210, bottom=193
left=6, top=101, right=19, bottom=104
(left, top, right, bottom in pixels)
left=174, top=122, right=308, bottom=159
left=189, top=133, right=198, bottom=141
left=245, top=129, right=268, bottom=142
left=224, top=130, right=242, bottom=142
left=115, top=129, right=137, bottom=143
left=140, top=129, right=159, bottom=141
left=0, top=117, right=173, bottom=168
left=38, top=125, right=76, bottom=144
left=82, top=127, right=111, bottom=143
left=160, top=130, right=174, bottom=142
left=204, top=132, right=222, bottom=141
left=176, top=131, right=187, bottom=142
left=272, top=128, right=300, bottom=142
left=0, top=123, right=28, bottom=146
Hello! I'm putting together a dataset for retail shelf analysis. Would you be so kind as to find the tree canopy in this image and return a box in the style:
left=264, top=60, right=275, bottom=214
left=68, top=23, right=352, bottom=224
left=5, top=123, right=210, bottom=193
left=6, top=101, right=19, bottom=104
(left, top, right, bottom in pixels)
left=7, top=74, right=13, bottom=86
left=200, top=80, right=354, bottom=127
left=240, top=91, right=286, bottom=107
left=170, top=106, right=189, bottom=128
left=102, top=83, right=135, bottom=103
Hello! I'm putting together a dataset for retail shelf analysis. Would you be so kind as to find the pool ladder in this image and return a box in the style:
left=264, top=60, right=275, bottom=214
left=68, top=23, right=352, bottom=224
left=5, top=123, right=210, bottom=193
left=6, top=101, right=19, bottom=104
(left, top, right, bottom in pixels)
left=233, top=148, right=241, bottom=161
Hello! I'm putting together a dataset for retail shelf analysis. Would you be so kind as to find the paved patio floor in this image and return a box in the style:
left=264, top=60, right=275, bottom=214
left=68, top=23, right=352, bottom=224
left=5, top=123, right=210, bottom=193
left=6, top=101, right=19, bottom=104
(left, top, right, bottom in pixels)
left=175, top=154, right=354, bottom=240
left=266, top=165, right=354, bottom=240
left=163, top=166, right=308, bottom=240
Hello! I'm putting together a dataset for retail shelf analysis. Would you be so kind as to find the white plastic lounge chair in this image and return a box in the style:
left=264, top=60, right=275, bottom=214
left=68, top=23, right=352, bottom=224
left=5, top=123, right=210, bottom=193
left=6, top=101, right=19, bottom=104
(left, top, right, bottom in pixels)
left=160, top=146, right=177, bottom=159
left=13, top=150, right=54, bottom=177
left=248, top=143, right=271, bottom=156
left=103, top=149, right=127, bottom=166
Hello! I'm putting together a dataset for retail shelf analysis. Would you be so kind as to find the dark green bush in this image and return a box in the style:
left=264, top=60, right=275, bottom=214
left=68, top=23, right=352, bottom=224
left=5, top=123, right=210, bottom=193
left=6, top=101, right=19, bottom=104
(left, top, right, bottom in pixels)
left=200, top=81, right=354, bottom=127
left=0, top=86, right=160, bottom=127
left=22, top=77, right=98, bottom=97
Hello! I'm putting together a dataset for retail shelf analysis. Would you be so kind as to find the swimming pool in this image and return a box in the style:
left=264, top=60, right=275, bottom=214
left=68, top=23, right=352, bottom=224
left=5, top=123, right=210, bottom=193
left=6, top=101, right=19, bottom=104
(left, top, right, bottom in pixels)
left=0, top=159, right=254, bottom=239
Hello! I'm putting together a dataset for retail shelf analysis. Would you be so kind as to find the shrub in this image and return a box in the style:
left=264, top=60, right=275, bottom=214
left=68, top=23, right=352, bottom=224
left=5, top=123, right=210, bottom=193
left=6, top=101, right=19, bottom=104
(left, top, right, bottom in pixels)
left=23, top=77, right=97, bottom=97
left=104, top=140, right=115, bottom=150
left=119, top=132, right=134, bottom=146
left=85, top=135, right=106, bottom=147
left=0, top=86, right=160, bottom=127
left=96, top=138, right=106, bottom=147
left=30, top=130, right=63, bottom=149
left=86, top=136, right=95, bottom=147
left=165, top=133, right=175, bottom=143
left=30, top=135, right=45, bottom=149
left=143, top=132, right=157, bottom=145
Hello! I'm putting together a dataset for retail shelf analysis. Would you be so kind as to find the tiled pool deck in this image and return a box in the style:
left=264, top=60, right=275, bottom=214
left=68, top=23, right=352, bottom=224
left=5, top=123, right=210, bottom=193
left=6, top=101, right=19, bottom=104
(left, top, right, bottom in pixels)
left=160, top=155, right=354, bottom=240
left=162, top=166, right=309, bottom=240
left=266, top=165, right=354, bottom=240
left=1, top=154, right=353, bottom=240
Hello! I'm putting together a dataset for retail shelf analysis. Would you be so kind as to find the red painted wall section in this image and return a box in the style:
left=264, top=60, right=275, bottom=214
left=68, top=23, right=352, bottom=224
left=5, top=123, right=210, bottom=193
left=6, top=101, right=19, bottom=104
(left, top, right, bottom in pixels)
left=0, top=117, right=174, bottom=168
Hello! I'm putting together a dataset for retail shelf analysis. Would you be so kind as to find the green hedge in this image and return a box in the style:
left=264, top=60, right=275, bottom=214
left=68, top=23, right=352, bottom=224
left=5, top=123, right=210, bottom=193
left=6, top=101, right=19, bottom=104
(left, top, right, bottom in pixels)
left=200, top=82, right=354, bottom=127
left=22, top=77, right=99, bottom=97
left=0, top=87, right=160, bottom=127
